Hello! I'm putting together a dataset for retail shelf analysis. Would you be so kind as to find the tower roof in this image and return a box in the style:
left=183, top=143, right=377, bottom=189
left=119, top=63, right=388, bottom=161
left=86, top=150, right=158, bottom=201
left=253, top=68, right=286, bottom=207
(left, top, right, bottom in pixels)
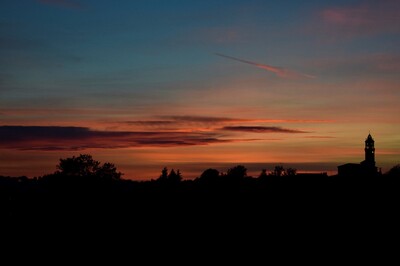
left=366, top=133, right=374, bottom=142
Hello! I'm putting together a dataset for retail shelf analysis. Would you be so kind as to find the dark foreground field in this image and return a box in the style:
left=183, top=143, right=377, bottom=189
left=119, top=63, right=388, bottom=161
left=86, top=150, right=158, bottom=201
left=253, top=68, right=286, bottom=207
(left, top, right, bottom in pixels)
left=2, top=173, right=399, bottom=221
left=2, top=173, right=399, bottom=263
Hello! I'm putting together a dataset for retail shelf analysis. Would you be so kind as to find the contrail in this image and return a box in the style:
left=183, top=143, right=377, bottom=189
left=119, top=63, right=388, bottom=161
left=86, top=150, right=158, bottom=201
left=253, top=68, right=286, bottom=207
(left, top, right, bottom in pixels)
left=215, top=53, right=315, bottom=79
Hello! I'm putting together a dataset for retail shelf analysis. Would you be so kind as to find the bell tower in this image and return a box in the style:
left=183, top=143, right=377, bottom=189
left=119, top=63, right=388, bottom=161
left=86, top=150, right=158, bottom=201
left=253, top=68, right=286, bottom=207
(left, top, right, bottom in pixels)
left=364, top=133, right=375, bottom=166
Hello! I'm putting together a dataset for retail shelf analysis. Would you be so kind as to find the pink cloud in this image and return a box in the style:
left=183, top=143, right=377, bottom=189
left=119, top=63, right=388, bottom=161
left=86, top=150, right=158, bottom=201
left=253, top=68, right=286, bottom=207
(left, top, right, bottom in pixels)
left=319, top=1, right=400, bottom=38
left=215, top=53, right=315, bottom=79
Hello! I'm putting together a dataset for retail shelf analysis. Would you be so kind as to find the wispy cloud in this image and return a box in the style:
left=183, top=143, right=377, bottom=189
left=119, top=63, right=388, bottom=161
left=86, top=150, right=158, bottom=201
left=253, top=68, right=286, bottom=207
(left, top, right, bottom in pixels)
left=0, top=126, right=251, bottom=151
left=304, top=136, right=335, bottom=139
left=309, top=53, right=400, bottom=74
left=222, top=126, right=309, bottom=133
left=215, top=53, right=315, bottom=79
left=0, top=123, right=313, bottom=150
left=318, top=1, right=400, bottom=39
left=122, top=120, right=175, bottom=126
left=120, top=116, right=331, bottom=126
left=0, top=108, right=127, bottom=116
left=37, top=0, right=83, bottom=9
left=162, top=115, right=241, bottom=123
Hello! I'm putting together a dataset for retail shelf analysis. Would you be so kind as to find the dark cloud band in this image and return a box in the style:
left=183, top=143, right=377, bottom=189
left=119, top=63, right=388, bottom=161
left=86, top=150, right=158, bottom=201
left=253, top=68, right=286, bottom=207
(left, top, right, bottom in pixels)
left=0, top=126, right=238, bottom=150
left=222, top=126, right=309, bottom=133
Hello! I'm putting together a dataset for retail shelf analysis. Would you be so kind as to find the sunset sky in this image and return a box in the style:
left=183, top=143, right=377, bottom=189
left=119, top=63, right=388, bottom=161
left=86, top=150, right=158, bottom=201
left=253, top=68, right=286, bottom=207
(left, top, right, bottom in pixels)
left=1, top=0, right=399, bottom=179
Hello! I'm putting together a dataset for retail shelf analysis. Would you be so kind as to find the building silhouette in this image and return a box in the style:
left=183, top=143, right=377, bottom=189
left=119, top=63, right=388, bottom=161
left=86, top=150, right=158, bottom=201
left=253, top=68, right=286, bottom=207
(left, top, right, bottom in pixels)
left=338, top=133, right=380, bottom=177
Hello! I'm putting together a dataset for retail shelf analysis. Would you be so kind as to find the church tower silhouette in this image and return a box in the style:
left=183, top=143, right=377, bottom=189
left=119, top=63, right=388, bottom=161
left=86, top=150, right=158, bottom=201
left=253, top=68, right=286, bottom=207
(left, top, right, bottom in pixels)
left=337, top=133, right=380, bottom=177
left=364, top=133, right=375, bottom=167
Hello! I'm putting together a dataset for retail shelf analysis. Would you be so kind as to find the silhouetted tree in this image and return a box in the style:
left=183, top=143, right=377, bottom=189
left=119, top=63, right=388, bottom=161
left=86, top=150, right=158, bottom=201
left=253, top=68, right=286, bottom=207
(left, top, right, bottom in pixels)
left=285, top=168, right=297, bottom=176
left=56, top=154, right=122, bottom=179
left=177, top=170, right=182, bottom=180
left=227, top=165, right=247, bottom=179
left=269, top=166, right=297, bottom=176
left=57, top=154, right=100, bottom=176
left=157, top=167, right=181, bottom=183
left=97, top=162, right=122, bottom=180
left=200, top=168, right=220, bottom=182
left=158, top=167, right=169, bottom=181
left=271, top=165, right=285, bottom=177
left=168, top=169, right=182, bottom=183
left=258, top=169, right=268, bottom=179
left=386, top=164, right=400, bottom=177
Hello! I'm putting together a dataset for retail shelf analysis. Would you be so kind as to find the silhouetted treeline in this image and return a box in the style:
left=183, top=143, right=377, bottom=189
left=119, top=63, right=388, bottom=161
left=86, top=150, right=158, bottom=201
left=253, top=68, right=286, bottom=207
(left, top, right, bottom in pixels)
left=1, top=154, right=400, bottom=222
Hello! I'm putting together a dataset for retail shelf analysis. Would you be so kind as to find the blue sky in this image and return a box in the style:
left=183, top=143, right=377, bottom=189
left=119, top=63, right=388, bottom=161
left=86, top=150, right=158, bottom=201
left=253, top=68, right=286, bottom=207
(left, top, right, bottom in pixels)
left=1, top=0, right=399, bottom=178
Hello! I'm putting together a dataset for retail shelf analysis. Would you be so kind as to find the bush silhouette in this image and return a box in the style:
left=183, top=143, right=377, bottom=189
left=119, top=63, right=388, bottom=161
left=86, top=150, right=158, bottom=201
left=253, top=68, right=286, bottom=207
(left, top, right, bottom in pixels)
left=199, top=168, right=220, bottom=182
left=258, top=169, right=268, bottom=179
left=386, top=164, right=400, bottom=177
left=227, top=165, right=247, bottom=179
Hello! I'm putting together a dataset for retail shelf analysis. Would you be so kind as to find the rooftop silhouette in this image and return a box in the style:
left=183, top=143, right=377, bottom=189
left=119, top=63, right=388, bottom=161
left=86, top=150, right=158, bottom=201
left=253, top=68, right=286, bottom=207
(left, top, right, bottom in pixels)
left=338, top=133, right=381, bottom=177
